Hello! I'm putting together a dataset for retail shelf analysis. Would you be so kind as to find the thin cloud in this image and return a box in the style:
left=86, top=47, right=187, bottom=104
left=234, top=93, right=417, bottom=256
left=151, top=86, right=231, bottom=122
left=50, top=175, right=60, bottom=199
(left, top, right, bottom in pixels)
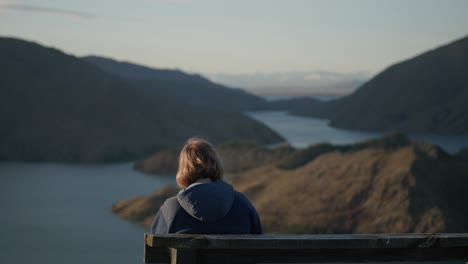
left=0, top=3, right=95, bottom=19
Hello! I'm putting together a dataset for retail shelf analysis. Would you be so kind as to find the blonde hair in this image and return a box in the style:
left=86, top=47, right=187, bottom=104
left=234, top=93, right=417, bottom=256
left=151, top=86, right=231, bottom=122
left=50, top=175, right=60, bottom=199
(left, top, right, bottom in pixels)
left=176, top=137, right=224, bottom=188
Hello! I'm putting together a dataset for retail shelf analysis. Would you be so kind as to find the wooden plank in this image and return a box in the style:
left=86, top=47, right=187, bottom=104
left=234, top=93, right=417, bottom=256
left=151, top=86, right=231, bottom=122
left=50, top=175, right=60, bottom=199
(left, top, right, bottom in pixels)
left=146, top=233, right=468, bottom=250
left=196, top=248, right=468, bottom=264
left=170, top=248, right=196, bottom=264
left=145, top=234, right=170, bottom=264
left=145, top=233, right=468, bottom=264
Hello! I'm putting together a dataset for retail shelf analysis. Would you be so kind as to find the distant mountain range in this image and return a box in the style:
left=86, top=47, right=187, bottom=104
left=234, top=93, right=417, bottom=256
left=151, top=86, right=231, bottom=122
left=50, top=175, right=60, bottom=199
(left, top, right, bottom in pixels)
left=0, top=37, right=283, bottom=162
left=294, top=35, right=468, bottom=134
left=209, top=71, right=369, bottom=96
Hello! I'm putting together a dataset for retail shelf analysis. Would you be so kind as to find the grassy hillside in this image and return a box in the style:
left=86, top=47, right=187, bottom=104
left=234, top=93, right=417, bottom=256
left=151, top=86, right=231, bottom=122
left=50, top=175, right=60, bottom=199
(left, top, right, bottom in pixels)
left=134, top=142, right=294, bottom=176
left=113, top=133, right=468, bottom=233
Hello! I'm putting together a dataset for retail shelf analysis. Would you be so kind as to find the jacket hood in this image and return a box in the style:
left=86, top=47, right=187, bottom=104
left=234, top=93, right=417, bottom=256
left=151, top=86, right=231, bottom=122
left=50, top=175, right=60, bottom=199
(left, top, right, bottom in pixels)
left=177, top=180, right=235, bottom=222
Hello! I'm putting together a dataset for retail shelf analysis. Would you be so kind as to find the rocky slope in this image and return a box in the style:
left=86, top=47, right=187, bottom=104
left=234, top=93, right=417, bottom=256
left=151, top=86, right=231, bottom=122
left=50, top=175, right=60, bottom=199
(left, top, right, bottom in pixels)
left=294, top=35, right=468, bottom=134
left=113, top=133, right=468, bottom=233
left=0, top=37, right=284, bottom=162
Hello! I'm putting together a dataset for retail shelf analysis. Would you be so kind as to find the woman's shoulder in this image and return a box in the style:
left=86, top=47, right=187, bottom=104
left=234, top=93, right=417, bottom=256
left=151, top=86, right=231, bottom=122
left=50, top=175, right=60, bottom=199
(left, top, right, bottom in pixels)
left=160, top=196, right=182, bottom=221
left=232, top=191, right=256, bottom=210
left=162, top=195, right=180, bottom=210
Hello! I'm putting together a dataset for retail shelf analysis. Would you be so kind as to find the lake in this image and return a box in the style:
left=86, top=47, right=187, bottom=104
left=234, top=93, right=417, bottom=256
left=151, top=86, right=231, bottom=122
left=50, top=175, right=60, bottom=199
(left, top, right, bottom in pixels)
left=1, top=111, right=468, bottom=264
left=247, top=111, right=468, bottom=154
left=0, top=162, right=174, bottom=264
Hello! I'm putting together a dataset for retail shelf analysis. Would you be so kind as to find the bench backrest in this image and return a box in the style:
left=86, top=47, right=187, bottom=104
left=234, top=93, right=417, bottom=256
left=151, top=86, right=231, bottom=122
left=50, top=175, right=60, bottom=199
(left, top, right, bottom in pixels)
left=144, top=233, right=468, bottom=264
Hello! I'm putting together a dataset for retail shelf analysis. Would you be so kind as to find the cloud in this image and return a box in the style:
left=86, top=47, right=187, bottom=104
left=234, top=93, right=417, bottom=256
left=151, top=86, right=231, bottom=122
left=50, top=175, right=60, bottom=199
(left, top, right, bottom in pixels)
left=0, top=3, right=95, bottom=19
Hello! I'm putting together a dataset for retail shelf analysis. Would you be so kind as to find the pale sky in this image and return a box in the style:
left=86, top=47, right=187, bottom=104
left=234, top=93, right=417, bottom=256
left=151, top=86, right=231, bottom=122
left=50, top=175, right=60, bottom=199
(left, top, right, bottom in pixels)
left=1, top=0, right=468, bottom=93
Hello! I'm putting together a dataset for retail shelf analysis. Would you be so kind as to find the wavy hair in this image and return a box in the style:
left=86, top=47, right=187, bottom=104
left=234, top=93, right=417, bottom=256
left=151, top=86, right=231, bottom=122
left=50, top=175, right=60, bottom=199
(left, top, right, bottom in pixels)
left=176, top=137, right=224, bottom=188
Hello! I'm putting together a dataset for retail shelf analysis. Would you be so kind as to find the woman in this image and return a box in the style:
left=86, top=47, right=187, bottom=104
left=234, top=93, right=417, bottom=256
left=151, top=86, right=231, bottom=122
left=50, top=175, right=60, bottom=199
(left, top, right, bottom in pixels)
left=150, top=137, right=262, bottom=234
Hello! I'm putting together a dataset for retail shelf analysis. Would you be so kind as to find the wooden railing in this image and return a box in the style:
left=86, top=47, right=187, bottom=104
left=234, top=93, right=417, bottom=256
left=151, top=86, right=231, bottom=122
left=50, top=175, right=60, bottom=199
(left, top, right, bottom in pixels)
left=144, top=233, right=468, bottom=264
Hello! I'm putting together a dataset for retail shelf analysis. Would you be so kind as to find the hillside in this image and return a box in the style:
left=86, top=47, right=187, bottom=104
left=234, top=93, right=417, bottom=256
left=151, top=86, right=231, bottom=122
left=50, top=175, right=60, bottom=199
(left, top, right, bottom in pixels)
left=0, top=37, right=284, bottom=162
left=83, top=56, right=268, bottom=112
left=294, top=35, right=468, bottom=134
left=112, top=133, right=468, bottom=233
left=134, top=142, right=294, bottom=176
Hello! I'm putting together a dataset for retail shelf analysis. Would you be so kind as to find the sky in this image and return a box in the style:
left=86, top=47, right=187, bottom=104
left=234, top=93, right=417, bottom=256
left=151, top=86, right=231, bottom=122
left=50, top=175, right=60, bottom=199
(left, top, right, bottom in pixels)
left=1, top=0, right=468, bottom=95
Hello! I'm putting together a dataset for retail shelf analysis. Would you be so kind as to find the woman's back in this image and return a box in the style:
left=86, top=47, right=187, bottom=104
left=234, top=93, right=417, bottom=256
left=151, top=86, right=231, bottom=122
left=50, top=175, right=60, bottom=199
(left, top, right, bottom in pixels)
left=150, top=137, right=262, bottom=234
left=151, top=180, right=262, bottom=234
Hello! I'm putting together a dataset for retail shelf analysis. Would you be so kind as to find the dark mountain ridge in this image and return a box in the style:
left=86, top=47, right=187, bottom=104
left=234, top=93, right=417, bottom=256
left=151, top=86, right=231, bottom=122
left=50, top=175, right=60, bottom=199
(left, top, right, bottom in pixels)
left=294, top=35, right=468, bottom=134
left=83, top=56, right=268, bottom=111
left=0, top=37, right=283, bottom=162
left=83, top=55, right=206, bottom=82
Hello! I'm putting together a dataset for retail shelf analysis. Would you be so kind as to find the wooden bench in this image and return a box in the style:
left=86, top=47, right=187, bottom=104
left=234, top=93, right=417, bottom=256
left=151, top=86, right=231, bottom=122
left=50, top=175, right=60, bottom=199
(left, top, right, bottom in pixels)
left=144, top=233, right=468, bottom=264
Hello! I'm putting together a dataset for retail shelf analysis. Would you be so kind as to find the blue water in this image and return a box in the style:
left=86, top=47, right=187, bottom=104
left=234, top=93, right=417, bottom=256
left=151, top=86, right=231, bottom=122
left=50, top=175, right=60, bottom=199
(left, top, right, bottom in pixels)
left=1, top=111, right=468, bottom=264
left=0, top=162, right=175, bottom=264
left=247, top=111, right=468, bottom=154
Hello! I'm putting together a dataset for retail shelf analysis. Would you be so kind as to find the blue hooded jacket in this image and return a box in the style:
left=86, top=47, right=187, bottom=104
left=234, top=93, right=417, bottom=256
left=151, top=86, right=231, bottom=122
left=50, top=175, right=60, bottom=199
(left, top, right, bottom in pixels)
left=150, top=180, right=262, bottom=234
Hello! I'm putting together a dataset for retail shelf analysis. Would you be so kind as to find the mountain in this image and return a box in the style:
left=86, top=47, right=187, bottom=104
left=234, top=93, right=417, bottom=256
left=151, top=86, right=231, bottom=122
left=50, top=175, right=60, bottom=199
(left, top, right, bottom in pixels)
left=0, top=37, right=284, bottom=162
left=294, top=35, right=468, bottom=134
left=264, top=97, right=324, bottom=112
left=82, top=57, right=329, bottom=114
left=82, top=56, right=268, bottom=111
left=112, top=133, right=468, bottom=233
